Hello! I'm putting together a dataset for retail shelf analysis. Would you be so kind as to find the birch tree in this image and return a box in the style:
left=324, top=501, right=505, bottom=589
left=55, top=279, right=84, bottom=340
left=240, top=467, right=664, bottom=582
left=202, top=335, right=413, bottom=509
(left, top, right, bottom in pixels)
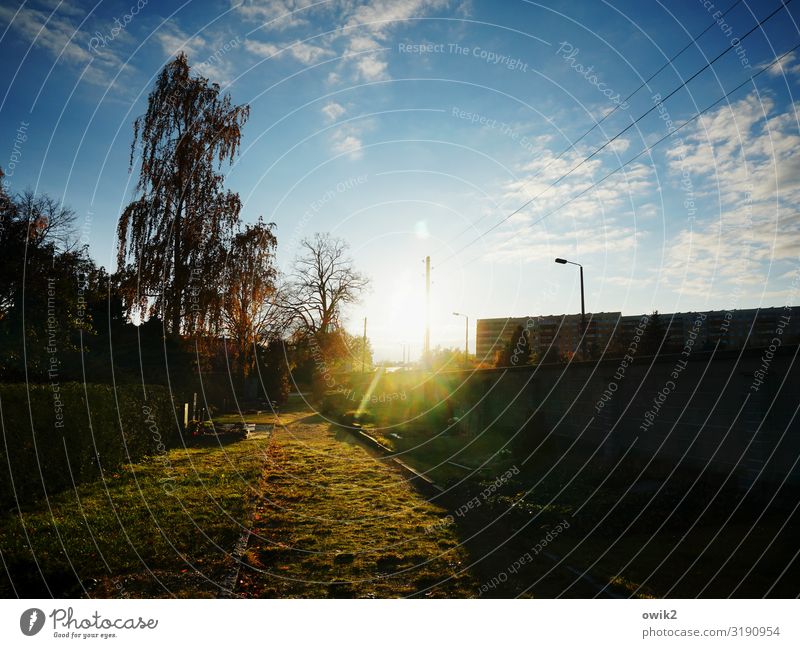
left=116, top=53, right=249, bottom=335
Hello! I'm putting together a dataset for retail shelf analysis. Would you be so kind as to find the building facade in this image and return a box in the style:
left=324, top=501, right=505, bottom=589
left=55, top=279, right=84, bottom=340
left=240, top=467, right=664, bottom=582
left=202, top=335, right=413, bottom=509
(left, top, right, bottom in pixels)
left=475, top=312, right=622, bottom=363
left=476, top=306, right=800, bottom=365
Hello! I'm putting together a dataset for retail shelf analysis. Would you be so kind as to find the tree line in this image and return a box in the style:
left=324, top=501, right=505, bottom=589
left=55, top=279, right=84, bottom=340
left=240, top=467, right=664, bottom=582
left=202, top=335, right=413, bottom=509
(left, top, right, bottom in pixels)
left=0, top=53, right=370, bottom=411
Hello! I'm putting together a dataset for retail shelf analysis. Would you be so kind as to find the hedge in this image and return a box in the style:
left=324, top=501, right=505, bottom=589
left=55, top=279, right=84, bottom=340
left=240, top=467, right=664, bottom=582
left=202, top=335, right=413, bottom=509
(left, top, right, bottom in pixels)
left=0, top=383, right=180, bottom=507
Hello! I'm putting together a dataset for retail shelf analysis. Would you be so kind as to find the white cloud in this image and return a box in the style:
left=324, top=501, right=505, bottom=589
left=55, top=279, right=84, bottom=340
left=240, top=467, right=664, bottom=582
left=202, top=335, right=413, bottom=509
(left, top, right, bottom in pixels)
left=343, top=0, right=449, bottom=37
left=353, top=54, right=389, bottom=81
left=239, top=0, right=451, bottom=82
left=327, top=114, right=372, bottom=159
left=244, top=39, right=281, bottom=58
left=233, top=0, right=317, bottom=29
left=606, top=137, right=631, bottom=154
left=488, top=221, right=642, bottom=264
left=286, top=40, right=333, bottom=64
left=321, top=101, right=346, bottom=121
left=244, top=37, right=332, bottom=65
left=0, top=6, right=92, bottom=64
left=471, top=140, right=655, bottom=267
left=0, top=2, right=134, bottom=87
left=154, top=28, right=248, bottom=85
left=193, top=36, right=245, bottom=85
left=665, top=94, right=800, bottom=207
left=766, top=51, right=800, bottom=77
left=347, top=34, right=382, bottom=51
left=659, top=93, right=800, bottom=295
left=36, top=0, right=85, bottom=18
left=331, top=131, right=363, bottom=158
left=500, top=144, right=655, bottom=226
left=155, top=26, right=206, bottom=60
left=659, top=209, right=800, bottom=297
left=0, top=3, right=89, bottom=64
left=664, top=95, right=800, bottom=208
left=340, top=0, right=448, bottom=81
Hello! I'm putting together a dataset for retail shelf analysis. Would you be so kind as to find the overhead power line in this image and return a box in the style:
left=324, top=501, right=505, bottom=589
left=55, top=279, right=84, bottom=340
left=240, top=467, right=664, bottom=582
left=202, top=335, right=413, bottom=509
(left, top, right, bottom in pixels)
left=435, top=0, right=745, bottom=255
left=439, top=40, right=800, bottom=268
left=437, top=0, right=793, bottom=266
left=528, top=0, right=745, bottom=183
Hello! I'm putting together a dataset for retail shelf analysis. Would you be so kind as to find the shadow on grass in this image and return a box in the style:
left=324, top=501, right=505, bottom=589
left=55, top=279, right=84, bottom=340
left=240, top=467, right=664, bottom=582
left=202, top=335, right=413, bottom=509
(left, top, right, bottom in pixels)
left=0, top=434, right=273, bottom=598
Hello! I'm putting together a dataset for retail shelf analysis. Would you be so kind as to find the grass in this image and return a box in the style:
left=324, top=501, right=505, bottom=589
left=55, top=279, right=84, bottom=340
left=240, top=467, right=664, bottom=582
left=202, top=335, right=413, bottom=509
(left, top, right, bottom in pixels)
left=354, top=411, right=519, bottom=486
left=235, top=416, right=477, bottom=598
left=0, top=434, right=270, bottom=598
left=213, top=396, right=318, bottom=428
left=341, top=417, right=800, bottom=597
left=7, top=393, right=792, bottom=598
left=0, top=397, right=480, bottom=599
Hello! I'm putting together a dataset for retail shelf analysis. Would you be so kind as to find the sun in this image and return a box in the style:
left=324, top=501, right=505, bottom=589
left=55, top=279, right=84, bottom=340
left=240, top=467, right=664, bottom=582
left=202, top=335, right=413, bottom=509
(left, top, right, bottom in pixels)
left=365, top=271, right=426, bottom=361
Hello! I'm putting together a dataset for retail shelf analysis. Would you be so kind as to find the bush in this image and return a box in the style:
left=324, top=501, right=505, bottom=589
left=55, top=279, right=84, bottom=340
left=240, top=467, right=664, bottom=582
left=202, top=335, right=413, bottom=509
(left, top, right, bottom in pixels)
left=321, top=391, right=352, bottom=417
left=0, top=383, right=179, bottom=507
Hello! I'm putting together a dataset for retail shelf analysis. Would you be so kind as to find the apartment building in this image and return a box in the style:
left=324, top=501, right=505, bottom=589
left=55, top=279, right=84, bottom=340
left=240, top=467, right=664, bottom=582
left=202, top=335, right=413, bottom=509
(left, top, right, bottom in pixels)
left=476, top=306, right=800, bottom=364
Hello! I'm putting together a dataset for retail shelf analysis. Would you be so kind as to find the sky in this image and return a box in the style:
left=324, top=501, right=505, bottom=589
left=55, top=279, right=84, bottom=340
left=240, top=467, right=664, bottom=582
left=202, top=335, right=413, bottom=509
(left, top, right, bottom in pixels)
left=2, top=0, right=800, bottom=360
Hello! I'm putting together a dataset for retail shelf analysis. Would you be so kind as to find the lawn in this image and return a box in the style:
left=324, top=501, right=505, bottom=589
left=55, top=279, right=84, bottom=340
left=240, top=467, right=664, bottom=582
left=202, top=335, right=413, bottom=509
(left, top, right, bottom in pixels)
left=6, top=396, right=788, bottom=599
left=0, top=400, right=480, bottom=599
left=0, top=434, right=270, bottom=598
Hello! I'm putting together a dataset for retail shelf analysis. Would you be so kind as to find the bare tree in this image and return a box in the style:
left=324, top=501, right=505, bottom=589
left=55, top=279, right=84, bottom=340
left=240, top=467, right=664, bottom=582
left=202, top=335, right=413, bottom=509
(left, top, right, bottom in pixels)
left=286, top=233, right=369, bottom=337
left=1, top=176, right=79, bottom=318
left=15, top=190, right=77, bottom=251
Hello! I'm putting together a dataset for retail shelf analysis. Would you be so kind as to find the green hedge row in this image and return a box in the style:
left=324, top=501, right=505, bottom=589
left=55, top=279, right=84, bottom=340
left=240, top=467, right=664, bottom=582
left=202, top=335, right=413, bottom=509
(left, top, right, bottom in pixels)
left=0, top=383, right=180, bottom=507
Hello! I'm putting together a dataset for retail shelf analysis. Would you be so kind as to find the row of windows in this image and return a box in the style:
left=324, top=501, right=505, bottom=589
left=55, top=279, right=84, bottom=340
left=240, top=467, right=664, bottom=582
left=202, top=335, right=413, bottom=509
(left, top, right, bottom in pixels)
left=476, top=308, right=800, bottom=359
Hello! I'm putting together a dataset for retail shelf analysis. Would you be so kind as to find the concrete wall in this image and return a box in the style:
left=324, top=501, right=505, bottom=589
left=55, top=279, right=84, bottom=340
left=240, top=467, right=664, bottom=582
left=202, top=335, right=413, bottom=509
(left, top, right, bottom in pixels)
left=351, top=345, right=800, bottom=487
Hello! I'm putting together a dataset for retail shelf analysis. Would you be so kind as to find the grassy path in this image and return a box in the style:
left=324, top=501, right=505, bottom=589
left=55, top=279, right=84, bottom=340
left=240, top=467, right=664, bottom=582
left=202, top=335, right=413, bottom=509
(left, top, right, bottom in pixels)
left=235, top=414, right=477, bottom=598
left=0, top=402, right=478, bottom=598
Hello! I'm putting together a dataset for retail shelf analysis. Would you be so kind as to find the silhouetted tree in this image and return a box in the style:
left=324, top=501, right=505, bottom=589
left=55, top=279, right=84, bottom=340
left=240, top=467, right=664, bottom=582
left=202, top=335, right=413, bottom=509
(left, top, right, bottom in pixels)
left=494, top=325, right=533, bottom=367
left=285, top=233, right=369, bottom=396
left=14, top=190, right=77, bottom=251
left=287, top=233, right=369, bottom=336
left=256, top=338, right=291, bottom=405
left=643, top=310, right=664, bottom=356
left=116, top=53, right=250, bottom=335
left=220, top=219, right=284, bottom=382
left=0, top=169, right=94, bottom=380
left=332, top=329, right=373, bottom=373
left=427, top=346, right=461, bottom=372
left=510, top=325, right=532, bottom=366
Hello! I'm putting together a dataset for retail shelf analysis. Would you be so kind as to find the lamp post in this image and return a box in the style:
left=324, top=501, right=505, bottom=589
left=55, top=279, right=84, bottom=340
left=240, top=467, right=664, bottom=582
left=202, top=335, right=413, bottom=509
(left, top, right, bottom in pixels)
left=452, top=312, right=469, bottom=363
left=555, top=258, right=585, bottom=358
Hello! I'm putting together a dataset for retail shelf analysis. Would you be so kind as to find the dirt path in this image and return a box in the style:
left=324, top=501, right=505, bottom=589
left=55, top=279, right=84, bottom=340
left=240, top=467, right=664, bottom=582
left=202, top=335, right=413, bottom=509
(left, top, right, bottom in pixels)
left=234, top=413, right=477, bottom=598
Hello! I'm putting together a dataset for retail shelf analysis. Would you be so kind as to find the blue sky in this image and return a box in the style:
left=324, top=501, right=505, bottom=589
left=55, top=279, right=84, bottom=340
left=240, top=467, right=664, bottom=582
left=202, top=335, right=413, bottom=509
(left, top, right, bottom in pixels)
left=2, top=0, right=800, bottom=359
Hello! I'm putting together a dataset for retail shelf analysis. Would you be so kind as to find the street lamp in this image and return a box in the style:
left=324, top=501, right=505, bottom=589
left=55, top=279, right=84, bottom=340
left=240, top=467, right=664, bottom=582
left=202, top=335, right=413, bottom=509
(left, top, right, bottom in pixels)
left=452, top=312, right=469, bottom=363
left=554, top=258, right=585, bottom=358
